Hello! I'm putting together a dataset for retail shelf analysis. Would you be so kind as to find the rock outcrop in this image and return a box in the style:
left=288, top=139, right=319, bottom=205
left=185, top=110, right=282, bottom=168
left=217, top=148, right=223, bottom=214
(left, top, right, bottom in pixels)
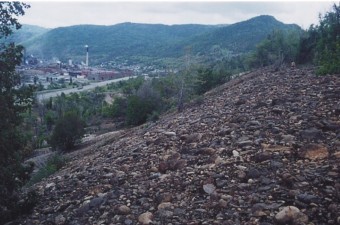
left=18, top=67, right=339, bottom=224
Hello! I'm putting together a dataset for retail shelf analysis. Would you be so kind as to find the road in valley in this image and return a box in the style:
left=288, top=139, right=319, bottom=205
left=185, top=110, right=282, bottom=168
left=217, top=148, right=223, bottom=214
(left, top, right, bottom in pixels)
left=36, top=76, right=135, bottom=102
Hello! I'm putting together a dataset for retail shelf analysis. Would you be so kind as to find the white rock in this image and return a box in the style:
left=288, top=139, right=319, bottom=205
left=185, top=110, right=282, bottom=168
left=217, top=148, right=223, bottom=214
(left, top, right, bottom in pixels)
left=138, top=212, right=153, bottom=224
left=236, top=165, right=247, bottom=171
left=103, top=173, right=114, bottom=177
left=157, top=202, right=172, bottom=210
left=203, top=183, right=216, bottom=194
left=45, top=182, right=55, bottom=189
left=232, top=150, right=240, bottom=157
left=164, top=131, right=176, bottom=136
left=275, top=206, right=308, bottom=224
left=118, top=205, right=130, bottom=215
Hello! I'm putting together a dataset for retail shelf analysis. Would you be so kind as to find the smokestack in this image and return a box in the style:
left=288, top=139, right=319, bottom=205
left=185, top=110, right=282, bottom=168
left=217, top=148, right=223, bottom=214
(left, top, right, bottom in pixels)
left=85, top=45, right=89, bottom=67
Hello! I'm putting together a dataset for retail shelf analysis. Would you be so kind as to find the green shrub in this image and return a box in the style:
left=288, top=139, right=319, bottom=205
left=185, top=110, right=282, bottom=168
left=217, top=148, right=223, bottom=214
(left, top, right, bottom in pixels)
left=126, top=95, right=155, bottom=125
left=147, top=111, right=160, bottom=122
left=50, top=111, right=85, bottom=151
left=27, top=153, right=66, bottom=186
left=195, top=67, right=230, bottom=95
left=102, top=96, right=128, bottom=119
left=44, top=110, right=56, bottom=131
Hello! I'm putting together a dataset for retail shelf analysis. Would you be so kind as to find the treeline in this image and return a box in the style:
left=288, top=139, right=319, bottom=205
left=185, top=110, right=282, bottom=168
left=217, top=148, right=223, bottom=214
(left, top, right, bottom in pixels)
left=247, top=3, right=340, bottom=75
left=299, top=3, right=340, bottom=74
left=196, top=3, right=339, bottom=76
left=102, top=66, right=231, bottom=126
left=24, top=89, right=105, bottom=152
left=20, top=64, right=230, bottom=156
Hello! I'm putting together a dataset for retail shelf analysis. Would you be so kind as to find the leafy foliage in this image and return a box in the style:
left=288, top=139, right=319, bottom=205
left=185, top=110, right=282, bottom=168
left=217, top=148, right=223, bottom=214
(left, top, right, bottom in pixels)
left=194, top=67, right=231, bottom=95
left=126, top=95, right=156, bottom=125
left=315, top=3, right=340, bottom=75
left=27, top=153, right=66, bottom=186
left=103, top=61, right=235, bottom=126
left=0, top=2, right=30, bottom=37
left=247, top=29, right=302, bottom=68
left=298, top=3, right=340, bottom=75
left=102, top=96, right=127, bottom=118
left=297, top=26, right=319, bottom=64
left=0, top=2, right=35, bottom=222
left=50, top=111, right=85, bottom=151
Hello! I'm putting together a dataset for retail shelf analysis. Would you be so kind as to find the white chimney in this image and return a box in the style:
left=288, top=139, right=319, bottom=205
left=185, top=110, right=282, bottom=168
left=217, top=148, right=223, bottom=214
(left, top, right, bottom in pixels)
left=85, top=45, right=89, bottom=67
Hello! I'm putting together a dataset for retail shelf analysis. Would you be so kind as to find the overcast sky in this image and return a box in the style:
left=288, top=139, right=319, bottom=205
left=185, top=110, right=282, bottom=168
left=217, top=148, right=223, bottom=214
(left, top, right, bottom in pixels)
left=18, top=1, right=335, bottom=30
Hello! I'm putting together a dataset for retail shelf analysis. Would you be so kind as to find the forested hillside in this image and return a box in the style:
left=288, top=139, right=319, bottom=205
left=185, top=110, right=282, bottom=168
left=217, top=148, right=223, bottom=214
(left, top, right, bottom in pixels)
left=0, top=24, right=48, bottom=44
left=20, top=16, right=301, bottom=63
left=181, top=15, right=301, bottom=54
left=21, top=23, right=217, bottom=62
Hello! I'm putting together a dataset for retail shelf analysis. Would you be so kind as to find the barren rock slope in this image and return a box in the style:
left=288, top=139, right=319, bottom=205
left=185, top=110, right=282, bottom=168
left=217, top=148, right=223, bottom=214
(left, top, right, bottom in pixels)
left=20, top=67, right=339, bottom=225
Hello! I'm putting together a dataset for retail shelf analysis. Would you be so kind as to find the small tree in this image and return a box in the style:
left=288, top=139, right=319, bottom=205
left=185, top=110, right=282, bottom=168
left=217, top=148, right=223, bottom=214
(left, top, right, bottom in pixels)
left=194, top=67, right=230, bottom=95
left=250, top=29, right=301, bottom=69
left=50, top=111, right=85, bottom=151
left=102, top=96, right=128, bottom=118
left=316, top=3, right=340, bottom=75
left=0, top=2, right=34, bottom=222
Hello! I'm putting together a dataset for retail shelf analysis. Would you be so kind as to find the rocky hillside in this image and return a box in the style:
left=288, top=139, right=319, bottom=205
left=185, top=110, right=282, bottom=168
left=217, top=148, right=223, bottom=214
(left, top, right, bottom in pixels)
left=19, top=66, right=339, bottom=225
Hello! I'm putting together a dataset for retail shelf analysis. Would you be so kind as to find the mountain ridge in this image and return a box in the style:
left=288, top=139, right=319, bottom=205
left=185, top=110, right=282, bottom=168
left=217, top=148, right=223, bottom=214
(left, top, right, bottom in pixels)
left=18, top=15, right=302, bottom=64
left=0, top=24, right=49, bottom=44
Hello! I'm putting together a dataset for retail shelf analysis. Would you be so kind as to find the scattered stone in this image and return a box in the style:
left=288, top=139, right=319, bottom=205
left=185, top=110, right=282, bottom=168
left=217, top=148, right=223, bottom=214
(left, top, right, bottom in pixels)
left=16, top=67, right=339, bottom=225
left=333, top=151, right=340, bottom=159
left=300, top=128, right=322, bottom=141
left=219, top=199, right=228, bottom=208
left=45, top=182, right=55, bottom=189
left=203, top=183, right=216, bottom=194
left=252, top=152, right=272, bottom=162
left=247, top=120, right=261, bottom=126
left=282, top=134, right=295, bottom=144
left=118, top=205, right=131, bottom=215
left=235, top=98, right=246, bottom=105
left=237, top=140, right=253, bottom=147
left=164, top=131, right=176, bottom=136
left=138, top=212, right=153, bottom=224
left=158, top=202, right=172, bottom=210
left=247, top=167, right=261, bottom=179
left=232, top=150, right=240, bottom=157
left=181, top=133, right=203, bottom=143
left=55, top=215, right=66, bottom=225
left=158, top=209, right=173, bottom=218
left=299, top=143, right=329, bottom=160
left=274, top=206, right=308, bottom=224
left=297, top=193, right=319, bottom=204
left=89, top=196, right=104, bottom=208
left=216, top=179, right=228, bottom=188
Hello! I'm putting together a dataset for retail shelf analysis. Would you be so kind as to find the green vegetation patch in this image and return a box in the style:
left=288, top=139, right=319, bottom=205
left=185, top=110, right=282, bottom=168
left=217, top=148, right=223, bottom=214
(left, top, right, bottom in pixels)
left=27, top=153, right=67, bottom=186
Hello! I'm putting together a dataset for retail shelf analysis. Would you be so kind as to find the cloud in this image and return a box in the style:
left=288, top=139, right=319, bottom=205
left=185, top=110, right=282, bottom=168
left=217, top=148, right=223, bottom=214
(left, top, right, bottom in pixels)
left=20, top=1, right=335, bottom=29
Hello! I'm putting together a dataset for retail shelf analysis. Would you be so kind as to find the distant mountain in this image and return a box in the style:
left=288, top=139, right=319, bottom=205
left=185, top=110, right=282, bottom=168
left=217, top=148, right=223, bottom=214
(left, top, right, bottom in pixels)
left=0, top=24, right=49, bottom=45
left=187, top=15, right=302, bottom=54
left=21, top=23, right=216, bottom=62
left=19, top=16, right=302, bottom=64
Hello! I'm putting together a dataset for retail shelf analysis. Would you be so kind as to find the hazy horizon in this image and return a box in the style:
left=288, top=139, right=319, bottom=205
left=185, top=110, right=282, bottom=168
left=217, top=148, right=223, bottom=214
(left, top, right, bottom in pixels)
left=19, top=1, right=335, bottom=30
